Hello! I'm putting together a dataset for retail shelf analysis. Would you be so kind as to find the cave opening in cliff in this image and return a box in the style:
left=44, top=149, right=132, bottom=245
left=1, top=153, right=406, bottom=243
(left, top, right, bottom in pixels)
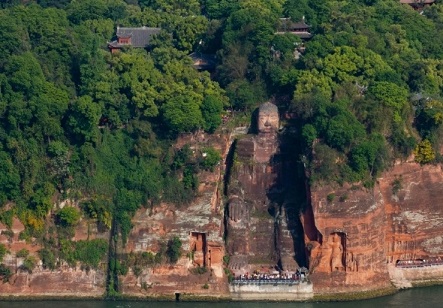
left=190, top=232, right=207, bottom=267
left=175, top=292, right=180, bottom=301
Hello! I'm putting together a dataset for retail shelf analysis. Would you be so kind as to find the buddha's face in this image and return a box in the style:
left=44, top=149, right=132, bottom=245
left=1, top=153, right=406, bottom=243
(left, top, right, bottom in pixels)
left=258, top=107, right=279, bottom=134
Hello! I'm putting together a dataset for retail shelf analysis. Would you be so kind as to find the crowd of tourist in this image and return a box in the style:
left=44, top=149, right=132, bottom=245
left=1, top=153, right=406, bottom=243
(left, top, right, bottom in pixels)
left=233, top=270, right=308, bottom=283
left=396, top=257, right=443, bottom=268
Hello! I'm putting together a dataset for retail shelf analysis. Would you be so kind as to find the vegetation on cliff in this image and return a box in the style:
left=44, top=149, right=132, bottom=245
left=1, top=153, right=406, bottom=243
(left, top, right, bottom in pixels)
left=0, top=0, right=225, bottom=279
left=1, top=0, right=443, bottom=296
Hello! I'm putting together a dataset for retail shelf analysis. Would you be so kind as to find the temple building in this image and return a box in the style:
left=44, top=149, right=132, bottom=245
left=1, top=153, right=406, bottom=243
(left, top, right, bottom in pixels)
left=189, top=52, right=217, bottom=71
left=108, top=26, right=161, bottom=53
left=400, top=0, right=435, bottom=9
left=276, top=17, right=313, bottom=40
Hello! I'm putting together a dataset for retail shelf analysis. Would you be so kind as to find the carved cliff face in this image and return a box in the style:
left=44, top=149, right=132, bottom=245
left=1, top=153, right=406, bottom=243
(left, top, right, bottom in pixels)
left=304, top=183, right=391, bottom=292
left=225, top=102, right=301, bottom=274
left=304, top=161, right=443, bottom=293
left=258, top=102, right=279, bottom=135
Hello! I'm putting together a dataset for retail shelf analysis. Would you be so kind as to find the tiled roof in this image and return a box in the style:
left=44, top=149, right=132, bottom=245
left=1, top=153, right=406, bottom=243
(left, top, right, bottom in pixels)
left=189, top=52, right=217, bottom=70
left=109, top=26, right=161, bottom=48
left=279, top=18, right=311, bottom=31
left=400, top=0, right=434, bottom=4
left=276, top=18, right=313, bottom=39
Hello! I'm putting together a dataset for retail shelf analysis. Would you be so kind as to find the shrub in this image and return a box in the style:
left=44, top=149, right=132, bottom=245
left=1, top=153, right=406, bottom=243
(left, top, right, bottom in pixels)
left=414, top=139, right=435, bottom=164
left=74, top=239, right=108, bottom=268
left=0, top=264, right=12, bottom=282
left=223, top=255, right=230, bottom=266
left=166, top=236, right=182, bottom=264
left=57, top=206, right=80, bottom=227
left=16, top=249, right=29, bottom=258
left=21, top=256, right=37, bottom=273
left=327, top=193, right=335, bottom=203
left=339, top=193, right=348, bottom=202
left=171, top=145, right=193, bottom=170
left=0, top=210, right=13, bottom=228
left=391, top=176, right=403, bottom=195
left=1, top=230, right=14, bottom=240
left=183, top=165, right=199, bottom=190
left=39, top=248, right=56, bottom=270
left=133, top=266, right=142, bottom=277
left=191, top=266, right=208, bottom=275
left=224, top=268, right=234, bottom=282
left=140, top=251, right=155, bottom=266
left=118, top=262, right=128, bottom=276
left=200, top=147, right=221, bottom=172
left=0, top=244, right=8, bottom=262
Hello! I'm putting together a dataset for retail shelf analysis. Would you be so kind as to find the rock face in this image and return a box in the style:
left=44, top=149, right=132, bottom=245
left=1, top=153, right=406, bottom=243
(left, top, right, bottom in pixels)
left=225, top=102, right=300, bottom=275
left=303, top=183, right=391, bottom=293
left=120, top=132, right=230, bottom=298
left=304, top=160, right=443, bottom=293
left=381, top=163, right=443, bottom=263
left=0, top=217, right=108, bottom=297
left=0, top=269, right=106, bottom=297
left=225, top=103, right=279, bottom=273
left=3, top=120, right=443, bottom=298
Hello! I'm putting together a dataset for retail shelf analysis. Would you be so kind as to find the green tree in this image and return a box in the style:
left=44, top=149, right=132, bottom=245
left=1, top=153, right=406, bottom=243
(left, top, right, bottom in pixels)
left=0, top=151, right=20, bottom=205
left=166, top=236, right=182, bottom=264
left=200, top=147, right=221, bottom=171
left=414, top=139, right=435, bottom=164
left=201, top=95, right=223, bottom=133
left=39, top=248, right=57, bottom=270
left=162, top=95, right=204, bottom=134
left=74, top=239, right=108, bottom=268
left=367, top=81, right=408, bottom=122
left=67, top=95, right=101, bottom=143
left=57, top=207, right=81, bottom=227
left=21, top=256, right=37, bottom=273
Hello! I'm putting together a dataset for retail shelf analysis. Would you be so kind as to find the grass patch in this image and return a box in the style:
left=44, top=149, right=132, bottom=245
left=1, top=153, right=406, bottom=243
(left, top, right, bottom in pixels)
left=312, top=286, right=397, bottom=302
left=411, top=280, right=443, bottom=288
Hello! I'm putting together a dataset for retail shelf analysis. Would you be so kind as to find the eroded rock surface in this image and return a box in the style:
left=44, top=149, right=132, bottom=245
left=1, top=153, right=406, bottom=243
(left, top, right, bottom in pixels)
left=225, top=102, right=301, bottom=275
left=304, top=160, right=443, bottom=293
left=0, top=217, right=108, bottom=297
left=120, top=132, right=230, bottom=298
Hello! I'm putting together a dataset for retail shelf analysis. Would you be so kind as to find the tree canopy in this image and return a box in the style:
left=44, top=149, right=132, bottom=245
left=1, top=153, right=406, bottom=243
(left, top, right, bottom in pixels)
left=2, top=0, right=443, bottom=281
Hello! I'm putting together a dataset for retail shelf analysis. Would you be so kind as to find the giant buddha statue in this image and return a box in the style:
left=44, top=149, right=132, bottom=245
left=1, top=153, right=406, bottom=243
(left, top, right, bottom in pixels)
left=225, top=102, right=299, bottom=275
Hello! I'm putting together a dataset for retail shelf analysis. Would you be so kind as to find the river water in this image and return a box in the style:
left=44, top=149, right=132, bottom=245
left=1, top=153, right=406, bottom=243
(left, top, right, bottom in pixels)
left=1, top=286, right=443, bottom=308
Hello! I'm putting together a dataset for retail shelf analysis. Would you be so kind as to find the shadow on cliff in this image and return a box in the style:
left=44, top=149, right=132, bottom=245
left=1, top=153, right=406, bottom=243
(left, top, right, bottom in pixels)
left=266, top=124, right=310, bottom=269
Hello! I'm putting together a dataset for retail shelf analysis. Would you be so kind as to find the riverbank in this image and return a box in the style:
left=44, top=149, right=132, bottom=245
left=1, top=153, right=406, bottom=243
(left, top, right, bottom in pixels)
left=2, top=287, right=443, bottom=308
left=0, top=286, right=397, bottom=302
left=312, top=286, right=398, bottom=302
left=5, top=278, right=443, bottom=302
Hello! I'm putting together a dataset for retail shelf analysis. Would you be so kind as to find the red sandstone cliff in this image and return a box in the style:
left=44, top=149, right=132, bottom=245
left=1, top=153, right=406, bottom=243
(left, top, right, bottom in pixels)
left=3, top=127, right=443, bottom=298
left=304, top=159, right=443, bottom=293
left=120, top=132, right=230, bottom=298
left=0, top=217, right=108, bottom=297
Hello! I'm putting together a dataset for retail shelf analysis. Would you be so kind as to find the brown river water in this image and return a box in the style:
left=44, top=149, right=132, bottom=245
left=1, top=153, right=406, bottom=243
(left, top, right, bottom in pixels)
left=1, top=285, right=443, bottom=308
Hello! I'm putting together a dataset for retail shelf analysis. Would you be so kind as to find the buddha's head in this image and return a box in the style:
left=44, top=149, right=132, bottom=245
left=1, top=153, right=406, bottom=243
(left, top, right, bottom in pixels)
left=257, top=102, right=279, bottom=134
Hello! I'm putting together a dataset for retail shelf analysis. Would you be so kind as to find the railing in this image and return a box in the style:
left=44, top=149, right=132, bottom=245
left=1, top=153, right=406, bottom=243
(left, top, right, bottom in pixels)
left=396, top=259, right=443, bottom=269
left=231, top=278, right=308, bottom=286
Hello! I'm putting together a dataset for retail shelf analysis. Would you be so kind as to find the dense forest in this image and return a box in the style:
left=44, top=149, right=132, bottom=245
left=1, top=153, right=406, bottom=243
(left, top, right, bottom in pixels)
left=1, top=0, right=443, bottom=289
